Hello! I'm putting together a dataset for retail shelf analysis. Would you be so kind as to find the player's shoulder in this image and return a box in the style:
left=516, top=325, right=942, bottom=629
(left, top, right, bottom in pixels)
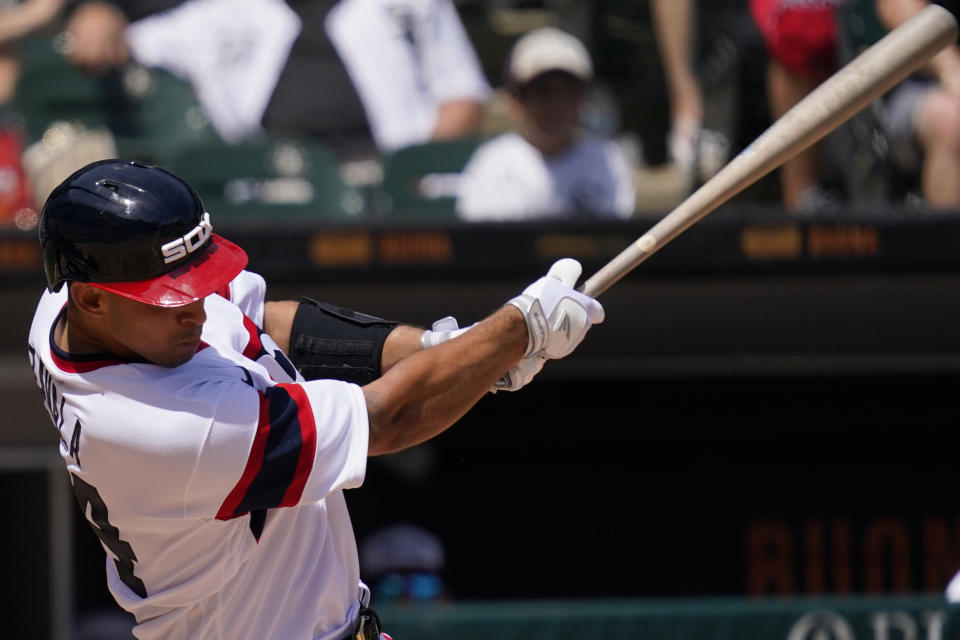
left=29, top=287, right=66, bottom=353
left=218, top=270, right=266, bottom=326
left=32, top=286, right=66, bottom=320
left=85, top=349, right=261, bottom=426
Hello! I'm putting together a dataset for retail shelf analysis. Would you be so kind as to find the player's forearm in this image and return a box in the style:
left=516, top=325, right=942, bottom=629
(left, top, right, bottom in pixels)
left=363, top=306, right=527, bottom=455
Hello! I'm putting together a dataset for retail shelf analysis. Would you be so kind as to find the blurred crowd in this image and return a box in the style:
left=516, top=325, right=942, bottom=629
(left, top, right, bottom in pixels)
left=0, top=0, right=958, bottom=230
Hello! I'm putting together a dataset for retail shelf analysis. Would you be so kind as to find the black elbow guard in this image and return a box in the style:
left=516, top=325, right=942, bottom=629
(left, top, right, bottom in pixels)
left=288, top=297, right=400, bottom=385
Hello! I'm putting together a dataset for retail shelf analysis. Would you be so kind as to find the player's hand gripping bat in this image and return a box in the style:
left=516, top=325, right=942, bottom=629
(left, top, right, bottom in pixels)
left=578, top=4, right=959, bottom=299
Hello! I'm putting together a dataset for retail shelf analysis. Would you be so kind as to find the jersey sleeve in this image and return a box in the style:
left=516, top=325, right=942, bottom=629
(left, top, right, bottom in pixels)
left=186, top=377, right=369, bottom=520
left=223, top=270, right=267, bottom=327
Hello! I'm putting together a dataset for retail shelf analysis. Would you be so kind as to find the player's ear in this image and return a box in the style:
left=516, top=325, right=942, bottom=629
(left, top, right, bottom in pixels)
left=69, top=282, right=108, bottom=317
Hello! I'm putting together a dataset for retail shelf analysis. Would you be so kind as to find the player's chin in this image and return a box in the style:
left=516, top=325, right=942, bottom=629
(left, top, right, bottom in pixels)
left=153, top=340, right=202, bottom=368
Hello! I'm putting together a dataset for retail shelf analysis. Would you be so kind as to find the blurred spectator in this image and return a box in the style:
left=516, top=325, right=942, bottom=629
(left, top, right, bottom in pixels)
left=0, top=0, right=67, bottom=227
left=749, top=0, right=846, bottom=213
left=869, top=0, right=960, bottom=210
left=456, top=26, right=635, bottom=221
left=62, top=0, right=129, bottom=75
left=359, top=522, right=449, bottom=605
left=73, top=608, right=135, bottom=640
left=650, top=0, right=731, bottom=185
left=62, top=0, right=491, bottom=160
left=0, top=0, right=65, bottom=101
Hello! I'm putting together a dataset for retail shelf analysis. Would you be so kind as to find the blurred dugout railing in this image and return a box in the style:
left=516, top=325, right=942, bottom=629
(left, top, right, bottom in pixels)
left=375, top=597, right=960, bottom=639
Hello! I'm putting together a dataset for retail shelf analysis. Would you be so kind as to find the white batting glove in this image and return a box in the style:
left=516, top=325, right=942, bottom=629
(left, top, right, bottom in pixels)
left=492, top=352, right=547, bottom=393
left=420, top=316, right=549, bottom=393
left=507, top=258, right=604, bottom=359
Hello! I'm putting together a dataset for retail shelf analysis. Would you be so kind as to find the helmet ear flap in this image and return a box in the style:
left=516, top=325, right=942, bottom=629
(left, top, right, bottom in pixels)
left=41, top=227, right=64, bottom=292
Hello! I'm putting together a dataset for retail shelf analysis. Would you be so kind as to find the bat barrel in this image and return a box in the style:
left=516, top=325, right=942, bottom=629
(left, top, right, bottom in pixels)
left=580, top=4, right=958, bottom=299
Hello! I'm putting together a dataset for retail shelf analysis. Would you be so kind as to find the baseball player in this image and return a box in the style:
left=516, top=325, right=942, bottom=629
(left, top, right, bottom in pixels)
left=26, top=159, right=603, bottom=639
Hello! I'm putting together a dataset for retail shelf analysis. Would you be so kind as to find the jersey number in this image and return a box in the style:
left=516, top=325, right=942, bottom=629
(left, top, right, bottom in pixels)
left=72, top=474, right=147, bottom=598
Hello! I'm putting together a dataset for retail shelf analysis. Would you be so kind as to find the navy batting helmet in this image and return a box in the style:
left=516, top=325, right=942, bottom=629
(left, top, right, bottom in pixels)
left=39, top=159, right=247, bottom=306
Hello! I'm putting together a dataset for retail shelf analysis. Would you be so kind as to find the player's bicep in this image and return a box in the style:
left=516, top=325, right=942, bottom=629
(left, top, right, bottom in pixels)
left=262, top=300, right=299, bottom=353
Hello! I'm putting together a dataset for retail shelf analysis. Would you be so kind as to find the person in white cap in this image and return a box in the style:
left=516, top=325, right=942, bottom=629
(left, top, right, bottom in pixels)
left=455, top=26, right=636, bottom=222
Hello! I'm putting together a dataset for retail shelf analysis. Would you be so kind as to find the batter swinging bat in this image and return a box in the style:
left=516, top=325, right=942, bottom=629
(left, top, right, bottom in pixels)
left=579, top=3, right=958, bottom=299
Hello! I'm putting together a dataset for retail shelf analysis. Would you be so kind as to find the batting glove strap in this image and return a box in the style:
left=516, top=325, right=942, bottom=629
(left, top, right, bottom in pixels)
left=492, top=352, right=547, bottom=393
left=421, top=316, right=476, bottom=349
left=506, top=294, right=548, bottom=357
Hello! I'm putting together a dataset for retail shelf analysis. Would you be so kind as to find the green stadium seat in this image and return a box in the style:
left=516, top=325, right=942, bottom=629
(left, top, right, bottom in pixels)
left=162, top=137, right=368, bottom=221
left=373, top=137, right=481, bottom=220
left=12, top=35, right=216, bottom=164
left=12, top=35, right=133, bottom=144
left=114, top=66, right=219, bottom=164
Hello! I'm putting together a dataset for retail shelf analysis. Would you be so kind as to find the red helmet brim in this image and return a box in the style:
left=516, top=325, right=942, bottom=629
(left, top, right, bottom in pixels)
left=90, top=234, right=248, bottom=307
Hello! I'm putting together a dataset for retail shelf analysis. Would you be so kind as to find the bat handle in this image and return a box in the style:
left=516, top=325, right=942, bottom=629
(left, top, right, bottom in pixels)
left=578, top=232, right=658, bottom=298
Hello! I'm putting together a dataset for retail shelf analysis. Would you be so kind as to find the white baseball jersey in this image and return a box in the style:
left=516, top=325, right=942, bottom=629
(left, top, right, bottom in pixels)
left=455, top=131, right=637, bottom=222
left=326, top=0, right=492, bottom=152
left=27, top=271, right=370, bottom=640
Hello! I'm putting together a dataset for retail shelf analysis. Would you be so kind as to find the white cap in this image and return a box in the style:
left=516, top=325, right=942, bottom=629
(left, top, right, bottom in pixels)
left=508, top=27, right=593, bottom=86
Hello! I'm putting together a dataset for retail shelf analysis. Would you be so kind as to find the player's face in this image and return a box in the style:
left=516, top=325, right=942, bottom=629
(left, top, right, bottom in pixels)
left=101, top=293, right=207, bottom=367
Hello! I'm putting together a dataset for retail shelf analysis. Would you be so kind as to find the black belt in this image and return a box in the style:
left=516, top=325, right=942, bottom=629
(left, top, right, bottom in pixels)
left=343, top=606, right=382, bottom=640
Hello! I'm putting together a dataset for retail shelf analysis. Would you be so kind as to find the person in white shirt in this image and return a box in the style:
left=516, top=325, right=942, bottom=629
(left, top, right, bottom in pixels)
left=63, top=0, right=491, bottom=157
left=456, top=26, right=636, bottom=222
left=27, top=158, right=603, bottom=639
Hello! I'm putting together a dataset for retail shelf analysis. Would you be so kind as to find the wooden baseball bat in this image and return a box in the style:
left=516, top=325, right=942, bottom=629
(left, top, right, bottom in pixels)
left=579, top=3, right=958, bottom=299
